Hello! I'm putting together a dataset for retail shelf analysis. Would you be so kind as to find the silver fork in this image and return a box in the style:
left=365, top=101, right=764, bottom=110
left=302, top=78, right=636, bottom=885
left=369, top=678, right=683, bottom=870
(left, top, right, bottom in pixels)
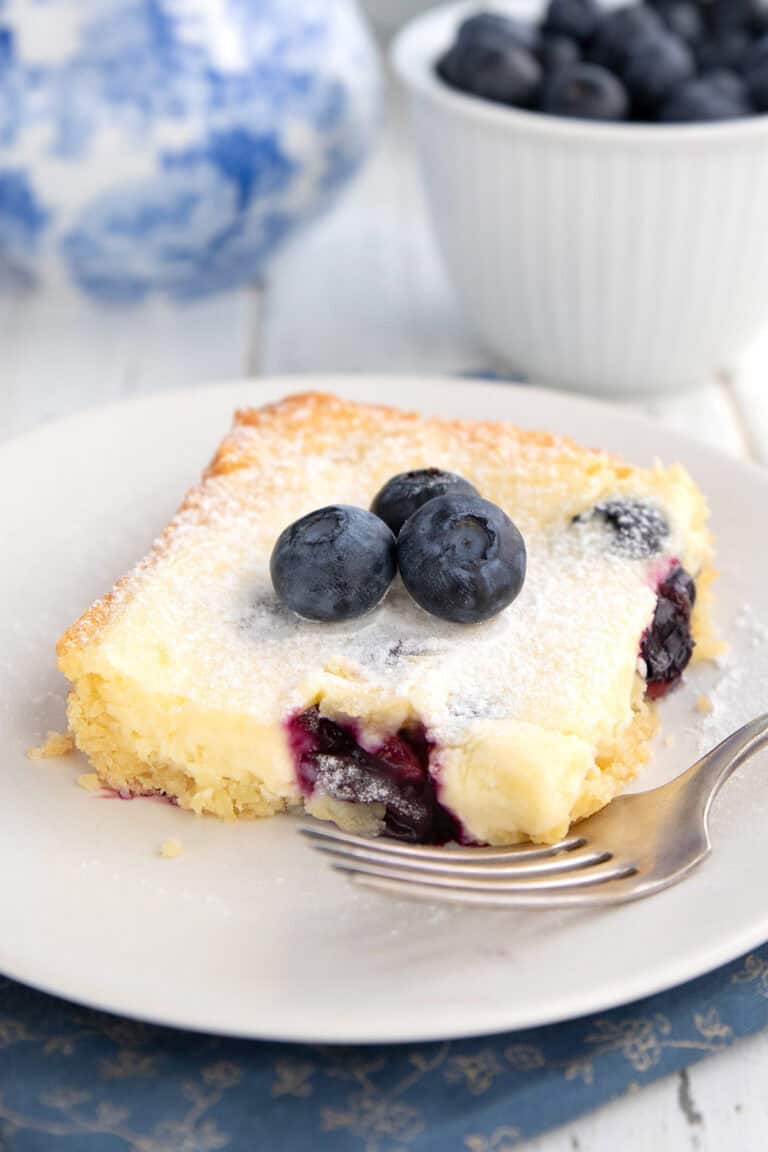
left=300, top=714, right=768, bottom=908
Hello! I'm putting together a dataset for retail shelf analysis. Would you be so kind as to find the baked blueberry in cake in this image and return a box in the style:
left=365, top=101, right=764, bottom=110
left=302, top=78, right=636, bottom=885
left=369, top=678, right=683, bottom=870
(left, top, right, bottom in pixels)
left=57, top=393, right=719, bottom=846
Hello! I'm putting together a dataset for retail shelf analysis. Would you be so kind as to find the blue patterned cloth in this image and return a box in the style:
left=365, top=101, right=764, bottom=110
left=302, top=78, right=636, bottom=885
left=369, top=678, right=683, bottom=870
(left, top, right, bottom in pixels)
left=1, top=945, right=767, bottom=1150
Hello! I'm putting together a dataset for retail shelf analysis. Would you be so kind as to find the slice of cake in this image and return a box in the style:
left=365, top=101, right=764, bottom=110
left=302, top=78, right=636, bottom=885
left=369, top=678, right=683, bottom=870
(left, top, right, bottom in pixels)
left=57, top=392, right=717, bottom=846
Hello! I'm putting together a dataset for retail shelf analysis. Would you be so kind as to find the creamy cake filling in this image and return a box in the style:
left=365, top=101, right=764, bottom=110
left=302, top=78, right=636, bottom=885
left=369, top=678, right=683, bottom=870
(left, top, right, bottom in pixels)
left=284, top=564, right=698, bottom=845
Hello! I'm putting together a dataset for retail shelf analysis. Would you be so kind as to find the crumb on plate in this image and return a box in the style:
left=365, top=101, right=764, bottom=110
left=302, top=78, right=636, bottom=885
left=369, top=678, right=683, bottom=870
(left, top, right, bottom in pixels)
left=696, top=694, right=714, bottom=715
left=27, top=731, right=74, bottom=759
left=78, top=773, right=101, bottom=792
left=159, top=838, right=184, bottom=859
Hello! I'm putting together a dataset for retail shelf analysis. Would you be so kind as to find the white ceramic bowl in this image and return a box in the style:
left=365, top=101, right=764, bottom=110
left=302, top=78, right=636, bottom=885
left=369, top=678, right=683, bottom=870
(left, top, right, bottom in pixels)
left=392, top=0, right=768, bottom=396
left=362, top=0, right=443, bottom=35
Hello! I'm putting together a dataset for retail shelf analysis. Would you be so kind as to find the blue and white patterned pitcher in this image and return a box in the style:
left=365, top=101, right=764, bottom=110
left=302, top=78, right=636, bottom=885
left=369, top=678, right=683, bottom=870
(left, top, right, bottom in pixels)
left=0, top=0, right=381, bottom=300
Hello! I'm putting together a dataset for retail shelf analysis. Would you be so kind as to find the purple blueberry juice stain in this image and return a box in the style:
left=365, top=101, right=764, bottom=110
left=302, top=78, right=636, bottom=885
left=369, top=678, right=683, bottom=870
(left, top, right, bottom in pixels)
left=97, top=788, right=177, bottom=805
left=286, top=706, right=462, bottom=844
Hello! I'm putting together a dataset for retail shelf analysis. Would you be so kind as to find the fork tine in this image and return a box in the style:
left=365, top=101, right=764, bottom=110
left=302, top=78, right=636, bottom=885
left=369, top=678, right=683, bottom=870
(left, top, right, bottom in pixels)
left=300, top=823, right=587, bottom=861
left=313, top=841, right=613, bottom=878
left=350, top=873, right=642, bottom=909
left=330, top=859, right=636, bottom=893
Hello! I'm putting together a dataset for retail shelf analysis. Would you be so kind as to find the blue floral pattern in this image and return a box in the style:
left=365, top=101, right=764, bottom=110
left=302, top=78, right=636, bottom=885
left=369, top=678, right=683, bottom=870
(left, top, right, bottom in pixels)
left=0, top=944, right=766, bottom=1150
left=62, top=130, right=298, bottom=300
left=0, top=0, right=380, bottom=298
left=0, top=170, right=47, bottom=285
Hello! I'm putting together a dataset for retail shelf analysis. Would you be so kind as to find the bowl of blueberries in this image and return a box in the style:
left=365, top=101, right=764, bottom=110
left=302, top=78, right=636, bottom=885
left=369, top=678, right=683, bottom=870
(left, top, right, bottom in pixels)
left=392, top=0, right=768, bottom=395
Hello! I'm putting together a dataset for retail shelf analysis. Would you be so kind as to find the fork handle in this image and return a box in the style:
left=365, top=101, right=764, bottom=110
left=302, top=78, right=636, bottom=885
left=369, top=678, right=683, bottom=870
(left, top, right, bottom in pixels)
left=682, top=713, right=768, bottom=818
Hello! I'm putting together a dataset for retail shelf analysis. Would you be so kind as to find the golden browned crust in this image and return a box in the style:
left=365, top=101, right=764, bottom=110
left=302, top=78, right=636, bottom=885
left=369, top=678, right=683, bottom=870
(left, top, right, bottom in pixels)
left=27, top=731, right=75, bottom=759
left=209, top=391, right=596, bottom=476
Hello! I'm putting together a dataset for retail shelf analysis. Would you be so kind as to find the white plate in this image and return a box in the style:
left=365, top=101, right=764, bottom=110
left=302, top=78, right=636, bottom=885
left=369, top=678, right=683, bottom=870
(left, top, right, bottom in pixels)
left=2, top=376, right=767, bottom=1045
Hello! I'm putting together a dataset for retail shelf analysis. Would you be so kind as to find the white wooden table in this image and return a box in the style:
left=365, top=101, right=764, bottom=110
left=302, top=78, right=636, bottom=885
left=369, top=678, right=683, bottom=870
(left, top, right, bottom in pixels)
left=2, top=70, right=768, bottom=1152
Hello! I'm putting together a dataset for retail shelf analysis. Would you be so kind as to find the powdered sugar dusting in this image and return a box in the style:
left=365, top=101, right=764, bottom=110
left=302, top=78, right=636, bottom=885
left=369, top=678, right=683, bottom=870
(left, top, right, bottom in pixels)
left=312, top=756, right=392, bottom=805
left=574, top=500, right=670, bottom=560
left=73, top=394, right=714, bottom=756
left=696, top=605, right=768, bottom=752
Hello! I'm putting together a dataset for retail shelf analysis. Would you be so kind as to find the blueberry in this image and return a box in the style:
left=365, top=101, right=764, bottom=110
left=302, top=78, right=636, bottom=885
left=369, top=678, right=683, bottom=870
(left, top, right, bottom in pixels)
left=574, top=499, right=670, bottom=557
left=270, top=505, right=396, bottom=622
left=661, top=563, right=697, bottom=609
left=456, top=11, right=538, bottom=51
left=702, top=69, right=748, bottom=103
left=623, top=31, right=694, bottom=112
left=371, top=468, right=478, bottom=536
left=659, top=75, right=751, bottom=119
left=437, top=37, right=542, bottom=107
left=743, top=33, right=768, bottom=110
left=650, top=1, right=705, bottom=46
left=539, top=33, right=582, bottom=74
left=541, top=63, right=629, bottom=120
left=641, top=565, right=696, bottom=697
left=291, top=708, right=460, bottom=844
left=398, top=494, right=527, bottom=624
left=436, top=43, right=462, bottom=87
left=705, top=0, right=759, bottom=34
left=696, top=28, right=751, bottom=72
left=589, top=5, right=666, bottom=74
left=543, top=0, right=599, bottom=44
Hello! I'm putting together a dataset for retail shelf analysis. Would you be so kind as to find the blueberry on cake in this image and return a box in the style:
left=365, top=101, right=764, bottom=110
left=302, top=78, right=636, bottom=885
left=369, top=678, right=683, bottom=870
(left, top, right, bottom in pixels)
left=57, top=392, right=718, bottom=846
